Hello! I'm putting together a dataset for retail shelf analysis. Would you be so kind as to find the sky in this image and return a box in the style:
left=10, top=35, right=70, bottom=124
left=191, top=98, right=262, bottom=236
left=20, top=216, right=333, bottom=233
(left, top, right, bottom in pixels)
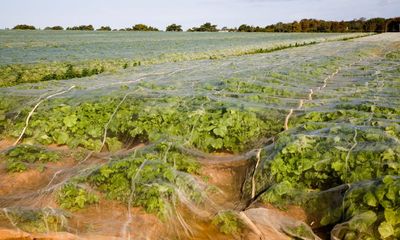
left=0, top=0, right=399, bottom=30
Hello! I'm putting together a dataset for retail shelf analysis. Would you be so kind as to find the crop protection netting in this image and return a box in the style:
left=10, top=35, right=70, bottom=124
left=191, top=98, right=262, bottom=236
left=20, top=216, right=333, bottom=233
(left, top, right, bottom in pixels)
left=0, top=33, right=399, bottom=239
left=0, top=32, right=370, bottom=87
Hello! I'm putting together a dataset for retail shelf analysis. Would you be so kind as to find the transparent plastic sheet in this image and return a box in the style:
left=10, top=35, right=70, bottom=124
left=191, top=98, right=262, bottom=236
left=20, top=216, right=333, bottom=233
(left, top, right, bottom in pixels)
left=0, top=32, right=369, bottom=65
left=0, top=32, right=371, bottom=87
left=245, top=34, right=400, bottom=239
left=0, top=33, right=399, bottom=239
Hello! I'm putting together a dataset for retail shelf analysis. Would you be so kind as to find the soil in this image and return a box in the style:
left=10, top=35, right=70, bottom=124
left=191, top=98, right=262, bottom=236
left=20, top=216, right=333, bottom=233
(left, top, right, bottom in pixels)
left=198, top=152, right=253, bottom=210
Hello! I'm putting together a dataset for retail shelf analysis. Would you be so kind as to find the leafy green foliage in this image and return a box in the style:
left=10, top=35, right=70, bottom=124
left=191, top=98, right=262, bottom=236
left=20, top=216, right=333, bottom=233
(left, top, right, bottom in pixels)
left=97, top=26, right=111, bottom=31
left=190, top=108, right=271, bottom=152
left=44, top=26, right=64, bottom=30
left=88, top=144, right=201, bottom=218
left=166, top=24, right=182, bottom=32
left=0, top=97, right=20, bottom=134
left=260, top=181, right=298, bottom=208
left=188, top=22, right=218, bottom=32
left=212, top=211, right=243, bottom=235
left=331, top=177, right=400, bottom=239
left=0, top=208, right=66, bottom=233
left=12, top=25, right=36, bottom=30
left=260, top=126, right=399, bottom=192
left=57, top=184, right=99, bottom=211
left=258, top=124, right=400, bottom=238
left=2, top=144, right=60, bottom=173
left=130, top=24, right=159, bottom=31
left=66, top=25, right=94, bottom=31
left=9, top=96, right=273, bottom=153
left=282, top=223, right=318, bottom=240
left=245, top=59, right=400, bottom=236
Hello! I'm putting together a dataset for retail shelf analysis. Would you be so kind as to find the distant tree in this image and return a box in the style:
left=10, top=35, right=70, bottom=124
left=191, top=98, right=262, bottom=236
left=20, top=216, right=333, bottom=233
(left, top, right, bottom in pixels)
left=386, top=17, right=400, bottom=32
left=66, top=25, right=94, bottom=31
left=130, top=24, right=159, bottom=31
left=238, top=24, right=253, bottom=32
left=44, top=26, right=64, bottom=30
left=166, top=24, right=182, bottom=32
left=291, top=21, right=302, bottom=32
left=260, top=17, right=396, bottom=33
left=97, top=26, right=111, bottom=31
left=331, top=22, right=341, bottom=32
left=316, top=21, right=331, bottom=32
left=13, top=24, right=36, bottom=30
left=364, top=18, right=386, bottom=32
left=347, top=18, right=364, bottom=32
left=188, top=22, right=218, bottom=32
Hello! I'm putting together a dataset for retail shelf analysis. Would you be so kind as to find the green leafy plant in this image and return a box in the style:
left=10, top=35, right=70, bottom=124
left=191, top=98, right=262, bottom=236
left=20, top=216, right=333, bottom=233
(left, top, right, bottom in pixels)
left=0, top=208, right=66, bottom=233
left=57, top=184, right=99, bottom=211
left=88, top=145, right=201, bottom=218
left=212, top=211, right=243, bottom=235
left=258, top=126, right=399, bottom=194
left=330, top=176, right=400, bottom=239
left=9, top=96, right=276, bottom=153
left=2, top=144, right=60, bottom=173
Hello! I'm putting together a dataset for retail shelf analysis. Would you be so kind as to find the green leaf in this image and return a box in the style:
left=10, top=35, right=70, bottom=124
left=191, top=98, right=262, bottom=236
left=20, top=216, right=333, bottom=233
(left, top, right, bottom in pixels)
left=88, top=127, right=102, bottom=138
left=348, top=211, right=377, bottom=232
left=213, top=126, right=227, bottom=137
left=384, top=209, right=399, bottom=225
left=0, top=111, right=5, bottom=121
left=56, top=131, right=69, bottom=144
left=106, top=137, right=123, bottom=152
left=382, top=175, right=394, bottom=184
left=381, top=149, right=395, bottom=161
left=386, top=184, right=397, bottom=201
left=363, top=191, right=378, bottom=207
left=63, top=114, right=77, bottom=128
left=378, top=221, right=394, bottom=239
left=332, top=161, right=344, bottom=172
left=75, top=194, right=86, bottom=208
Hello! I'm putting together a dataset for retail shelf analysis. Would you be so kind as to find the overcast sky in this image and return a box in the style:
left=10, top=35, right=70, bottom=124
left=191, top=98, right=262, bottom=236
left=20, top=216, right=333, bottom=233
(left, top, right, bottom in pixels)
left=0, top=0, right=399, bottom=30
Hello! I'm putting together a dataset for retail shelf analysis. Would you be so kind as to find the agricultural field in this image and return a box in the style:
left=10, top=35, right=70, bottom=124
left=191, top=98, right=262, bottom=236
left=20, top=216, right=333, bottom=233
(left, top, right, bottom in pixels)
left=0, top=31, right=369, bottom=87
left=0, top=32, right=399, bottom=240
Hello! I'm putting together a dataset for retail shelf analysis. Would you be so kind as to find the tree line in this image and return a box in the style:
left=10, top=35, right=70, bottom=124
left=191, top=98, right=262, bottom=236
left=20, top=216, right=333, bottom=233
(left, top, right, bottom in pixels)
left=238, top=17, right=400, bottom=33
left=10, top=17, right=400, bottom=32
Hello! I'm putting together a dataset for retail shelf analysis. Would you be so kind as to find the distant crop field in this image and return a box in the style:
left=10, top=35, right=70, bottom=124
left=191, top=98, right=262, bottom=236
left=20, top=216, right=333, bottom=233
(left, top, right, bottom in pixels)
left=0, top=31, right=370, bottom=87
left=0, top=31, right=368, bottom=65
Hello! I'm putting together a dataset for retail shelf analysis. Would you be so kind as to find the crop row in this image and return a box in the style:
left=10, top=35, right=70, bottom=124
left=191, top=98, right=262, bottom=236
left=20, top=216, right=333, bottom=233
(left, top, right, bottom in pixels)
left=0, top=33, right=371, bottom=87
